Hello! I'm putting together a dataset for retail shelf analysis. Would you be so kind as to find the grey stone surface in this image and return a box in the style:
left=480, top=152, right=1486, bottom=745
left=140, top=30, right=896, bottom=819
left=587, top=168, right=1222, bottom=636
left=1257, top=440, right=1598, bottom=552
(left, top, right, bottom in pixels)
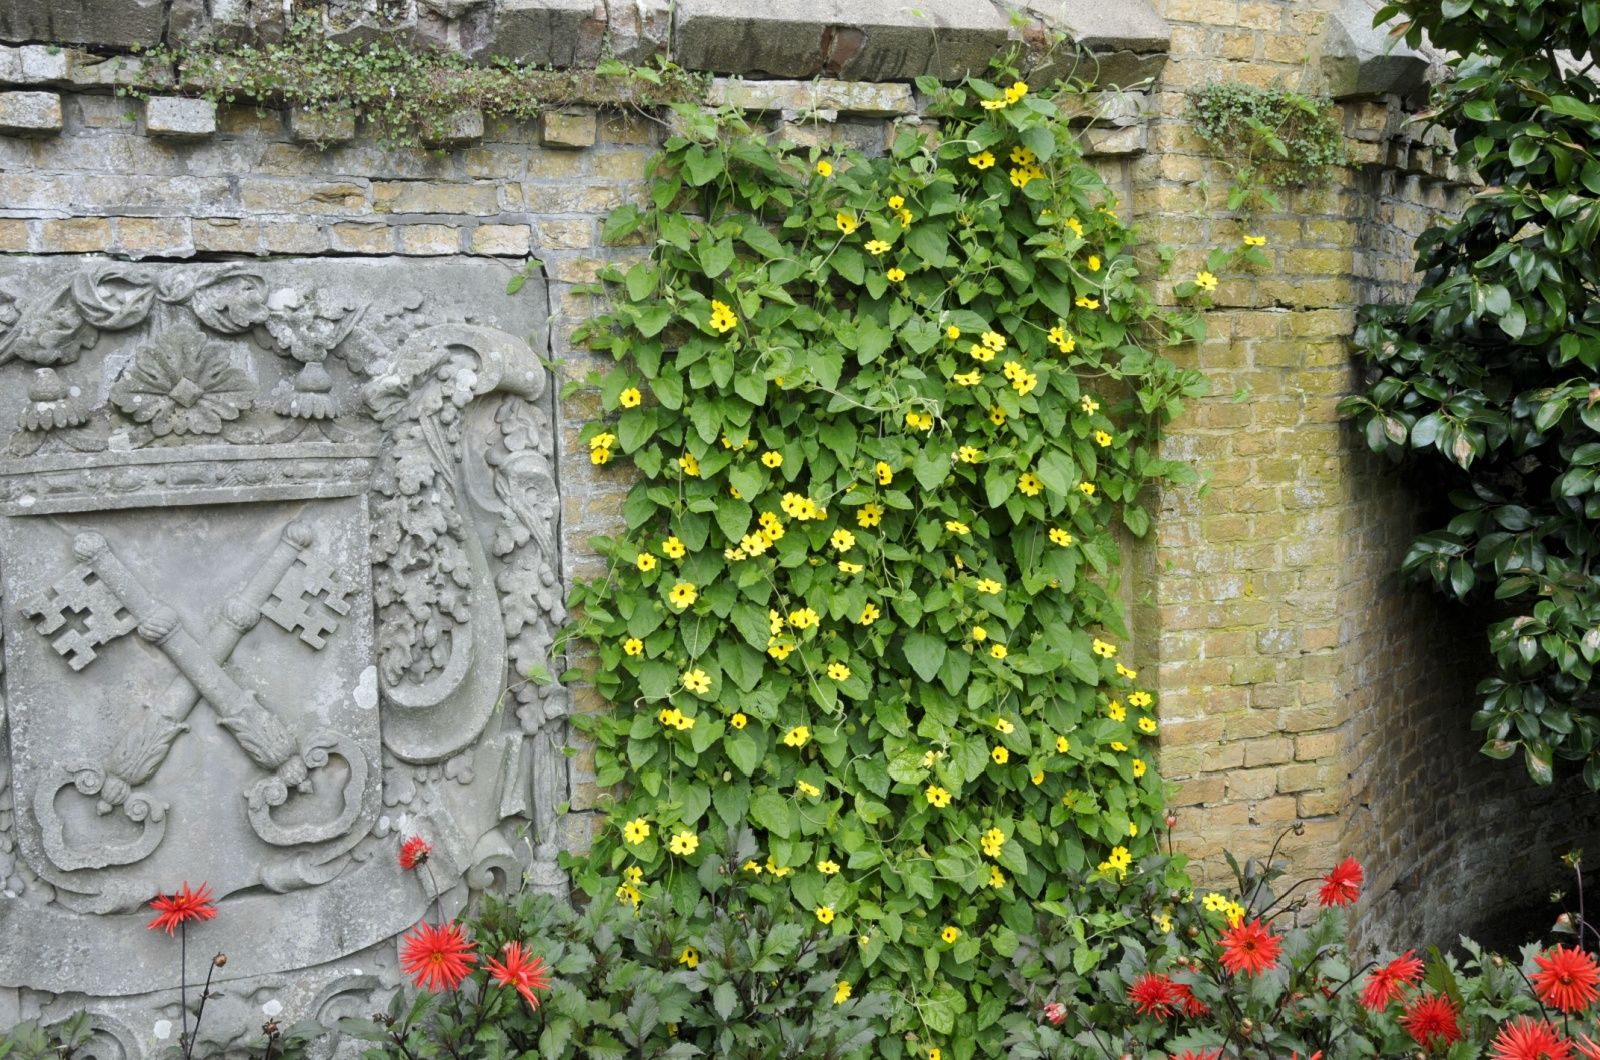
left=607, top=0, right=671, bottom=63
left=541, top=108, right=596, bottom=147
left=709, top=77, right=915, bottom=116
left=1007, top=0, right=1170, bottom=89
left=0, top=90, right=61, bottom=135
left=0, top=258, right=566, bottom=1051
left=289, top=107, right=358, bottom=144
left=1324, top=0, right=1434, bottom=100
left=144, top=97, right=217, bottom=139
left=421, top=107, right=485, bottom=147
left=0, top=0, right=166, bottom=48
left=17, top=44, right=68, bottom=83
left=483, top=0, right=606, bottom=67
left=674, top=0, right=1011, bottom=81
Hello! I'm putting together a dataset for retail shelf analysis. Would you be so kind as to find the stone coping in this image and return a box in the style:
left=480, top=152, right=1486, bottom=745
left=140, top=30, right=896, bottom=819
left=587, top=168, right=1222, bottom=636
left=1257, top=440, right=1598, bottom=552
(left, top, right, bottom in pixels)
left=0, top=0, right=1169, bottom=88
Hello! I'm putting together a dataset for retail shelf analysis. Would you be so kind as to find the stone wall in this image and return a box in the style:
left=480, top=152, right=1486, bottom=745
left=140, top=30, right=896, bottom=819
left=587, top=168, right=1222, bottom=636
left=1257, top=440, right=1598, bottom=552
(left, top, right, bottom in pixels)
left=1, top=0, right=1598, bottom=1049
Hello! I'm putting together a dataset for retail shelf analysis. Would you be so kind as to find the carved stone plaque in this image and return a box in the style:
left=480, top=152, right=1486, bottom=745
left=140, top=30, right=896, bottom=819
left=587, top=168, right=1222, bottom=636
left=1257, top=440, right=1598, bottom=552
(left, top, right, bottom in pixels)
left=0, top=258, right=566, bottom=1055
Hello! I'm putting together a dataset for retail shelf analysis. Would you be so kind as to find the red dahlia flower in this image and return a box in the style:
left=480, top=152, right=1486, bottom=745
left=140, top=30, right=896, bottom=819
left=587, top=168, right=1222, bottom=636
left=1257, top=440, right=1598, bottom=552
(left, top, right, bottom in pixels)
left=1174, top=980, right=1211, bottom=1018
left=1042, top=1000, right=1066, bottom=1025
left=1576, top=1031, right=1600, bottom=1060
left=147, top=882, right=218, bottom=934
left=485, top=941, right=551, bottom=1009
left=1533, top=945, right=1600, bottom=1014
left=1127, top=972, right=1180, bottom=1019
left=399, top=835, right=432, bottom=871
left=1317, top=857, right=1363, bottom=907
left=400, top=921, right=477, bottom=992
left=1490, top=1016, right=1574, bottom=1060
left=1400, top=991, right=1463, bottom=1047
left=1166, top=1051, right=1223, bottom=1060
left=1218, top=918, right=1282, bottom=977
left=1360, top=950, right=1424, bottom=1010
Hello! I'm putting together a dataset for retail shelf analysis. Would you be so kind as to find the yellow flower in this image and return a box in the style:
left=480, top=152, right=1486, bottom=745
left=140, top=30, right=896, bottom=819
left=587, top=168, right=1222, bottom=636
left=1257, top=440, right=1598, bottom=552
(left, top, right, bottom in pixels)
left=1225, top=901, right=1246, bottom=928
left=833, top=980, right=851, bottom=1004
left=875, top=461, right=893, bottom=486
left=679, top=453, right=700, bottom=476
left=857, top=603, right=880, bottom=625
left=898, top=207, right=914, bottom=225
left=1078, top=481, right=1096, bottom=497
left=1047, top=324, right=1075, bottom=353
left=888, top=195, right=905, bottom=209
left=968, top=150, right=996, bottom=169
left=615, top=882, right=640, bottom=909
left=761, top=450, right=783, bottom=468
left=682, top=669, right=710, bottom=694
left=991, top=745, right=1009, bottom=765
left=1079, top=395, right=1100, bottom=414
left=1009, top=145, right=1035, bottom=166
left=990, top=643, right=1008, bottom=660
left=975, top=578, right=1002, bottom=595
left=1153, top=912, right=1173, bottom=933
left=1066, top=217, right=1084, bottom=238
left=979, top=331, right=1006, bottom=353
left=981, top=827, right=1005, bottom=858
left=1202, top=893, right=1229, bottom=912
left=679, top=946, right=699, bottom=969
left=1110, top=741, right=1128, bottom=752
left=980, top=97, right=1007, bottom=111
left=865, top=239, right=892, bottom=256
left=857, top=503, right=883, bottom=528
left=1107, top=845, right=1131, bottom=870
left=816, top=159, right=833, bottom=177
left=789, top=607, right=820, bottom=629
left=968, top=343, right=994, bottom=363
left=945, top=520, right=970, bottom=535
left=940, top=925, right=960, bottom=944
left=1092, top=637, right=1117, bottom=658
left=784, top=726, right=811, bottom=747
left=1128, top=822, right=1140, bottom=837
left=971, top=625, right=987, bottom=642
left=1244, top=234, right=1267, bottom=246
left=826, top=661, right=851, bottom=681
left=1138, top=716, right=1158, bottom=734
left=818, top=859, right=840, bottom=875
left=1056, top=735, right=1070, bottom=752
left=1116, top=662, right=1138, bottom=679
left=1031, top=771, right=1044, bottom=785
left=905, top=410, right=934, bottom=431
left=989, top=406, right=1006, bottom=426
left=1004, top=81, right=1028, bottom=103
left=1106, top=701, right=1126, bottom=722
left=952, top=370, right=981, bottom=387
left=830, top=528, right=856, bottom=551
left=1132, top=757, right=1147, bottom=777
left=1002, top=360, right=1023, bottom=382
left=590, top=446, right=611, bottom=466
left=957, top=446, right=983, bottom=463
left=742, top=859, right=763, bottom=874
left=1018, top=472, right=1043, bottom=497
left=994, top=716, right=1014, bottom=734
left=859, top=934, right=871, bottom=948
left=1008, top=166, right=1038, bottom=189
left=989, top=865, right=1005, bottom=888
left=887, top=267, right=906, bottom=282
left=669, top=582, right=698, bottom=609
left=623, top=818, right=650, bottom=844
left=798, top=780, right=821, bottom=797
left=623, top=637, right=644, bottom=656
left=636, top=552, right=657, bottom=572
left=1075, top=295, right=1100, bottom=310
left=662, top=536, right=686, bottom=559
left=1087, top=254, right=1101, bottom=271
left=835, top=212, right=858, bottom=235
left=709, top=299, right=738, bottom=333
left=1129, top=690, right=1153, bottom=708
left=839, top=560, right=864, bottom=574
left=624, top=866, right=643, bottom=886
left=1048, top=528, right=1073, bottom=547
left=619, top=386, right=642, bottom=408
left=767, top=857, right=792, bottom=877
left=1094, top=429, right=1113, bottom=447
left=815, top=905, right=835, bottom=925
left=589, top=431, right=617, bottom=450
left=730, top=712, right=747, bottom=729
left=931, top=1050, right=942, bottom=1060
left=669, top=831, right=699, bottom=856
left=925, top=784, right=951, bottom=807
left=1195, top=270, right=1219, bottom=292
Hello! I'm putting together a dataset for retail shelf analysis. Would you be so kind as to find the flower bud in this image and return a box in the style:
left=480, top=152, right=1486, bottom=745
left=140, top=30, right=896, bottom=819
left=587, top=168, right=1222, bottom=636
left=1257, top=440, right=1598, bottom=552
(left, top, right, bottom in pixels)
left=1491, top=955, right=1505, bottom=968
left=1186, top=925, right=1200, bottom=939
left=213, top=953, right=227, bottom=968
left=1165, top=813, right=1178, bottom=829
left=1239, top=1018, right=1254, bottom=1036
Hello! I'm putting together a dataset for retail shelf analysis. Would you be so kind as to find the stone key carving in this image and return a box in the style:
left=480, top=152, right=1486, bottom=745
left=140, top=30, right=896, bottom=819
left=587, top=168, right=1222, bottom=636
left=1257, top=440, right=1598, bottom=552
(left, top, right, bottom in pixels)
left=23, top=520, right=368, bottom=870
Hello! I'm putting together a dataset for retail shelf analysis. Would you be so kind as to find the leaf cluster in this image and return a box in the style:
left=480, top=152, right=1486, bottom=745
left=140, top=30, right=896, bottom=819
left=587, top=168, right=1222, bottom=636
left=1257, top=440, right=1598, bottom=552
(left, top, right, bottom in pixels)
left=1188, top=81, right=1348, bottom=213
left=556, top=73, right=1213, bottom=1057
left=1340, top=0, right=1600, bottom=787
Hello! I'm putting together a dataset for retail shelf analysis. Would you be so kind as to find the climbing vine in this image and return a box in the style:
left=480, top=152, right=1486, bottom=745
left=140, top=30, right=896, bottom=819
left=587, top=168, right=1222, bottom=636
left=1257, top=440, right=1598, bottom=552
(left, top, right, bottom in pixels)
left=560, top=73, right=1221, bottom=1056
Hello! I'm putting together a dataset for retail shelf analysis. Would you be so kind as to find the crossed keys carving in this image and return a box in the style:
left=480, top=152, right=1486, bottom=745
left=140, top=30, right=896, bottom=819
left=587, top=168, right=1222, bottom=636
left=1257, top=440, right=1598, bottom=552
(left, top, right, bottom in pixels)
left=22, top=520, right=372, bottom=872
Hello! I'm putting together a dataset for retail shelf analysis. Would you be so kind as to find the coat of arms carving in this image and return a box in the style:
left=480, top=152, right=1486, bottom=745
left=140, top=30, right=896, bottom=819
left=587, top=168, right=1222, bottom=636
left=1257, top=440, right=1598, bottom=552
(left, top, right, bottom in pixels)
left=0, top=258, right=566, bottom=1055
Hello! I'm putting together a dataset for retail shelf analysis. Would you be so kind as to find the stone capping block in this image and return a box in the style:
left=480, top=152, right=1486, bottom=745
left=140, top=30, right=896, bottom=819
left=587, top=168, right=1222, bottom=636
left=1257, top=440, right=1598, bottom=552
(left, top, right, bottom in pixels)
left=0, top=0, right=166, bottom=48
left=144, top=96, right=217, bottom=139
left=289, top=108, right=358, bottom=144
left=0, top=91, right=62, bottom=135
left=1005, top=0, right=1170, bottom=90
left=709, top=77, right=914, bottom=117
left=541, top=108, right=597, bottom=148
left=485, top=0, right=606, bottom=67
left=673, top=0, right=1011, bottom=82
left=421, top=107, right=486, bottom=146
left=1323, top=0, right=1438, bottom=101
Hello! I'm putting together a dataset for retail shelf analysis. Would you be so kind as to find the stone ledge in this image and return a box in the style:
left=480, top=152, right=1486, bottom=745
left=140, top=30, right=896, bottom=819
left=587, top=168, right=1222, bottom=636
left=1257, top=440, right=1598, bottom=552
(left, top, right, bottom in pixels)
left=0, top=90, right=61, bottom=135
left=708, top=78, right=915, bottom=117
left=1007, top=0, right=1170, bottom=90
left=1323, top=0, right=1442, bottom=101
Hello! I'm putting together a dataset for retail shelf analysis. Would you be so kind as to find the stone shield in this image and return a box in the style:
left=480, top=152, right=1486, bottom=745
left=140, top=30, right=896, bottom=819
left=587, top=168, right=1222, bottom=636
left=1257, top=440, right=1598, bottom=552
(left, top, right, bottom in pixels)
left=0, top=258, right=565, bottom=1046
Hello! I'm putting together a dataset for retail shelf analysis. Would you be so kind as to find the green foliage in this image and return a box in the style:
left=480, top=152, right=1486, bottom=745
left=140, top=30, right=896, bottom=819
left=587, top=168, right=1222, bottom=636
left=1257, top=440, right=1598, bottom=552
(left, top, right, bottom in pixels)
left=1188, top=81, right=1348, bottom=212
left=341, top=891, right=890, bottom=1059
left=1340, top=0, right=1600, bottom=788
left=134, top=18, right=705, bottom=147
left=559, top=72, right=1215, bottom=1057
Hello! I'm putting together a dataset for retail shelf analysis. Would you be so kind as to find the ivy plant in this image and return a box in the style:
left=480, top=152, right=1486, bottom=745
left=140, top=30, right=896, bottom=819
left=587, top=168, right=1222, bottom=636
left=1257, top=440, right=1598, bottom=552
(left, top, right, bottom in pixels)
left=1340, top=0, right=1600, bottom=786
left=560, top=74, right=1216, bottom=1058
left=1188, top=81, right=1348, bottom=213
